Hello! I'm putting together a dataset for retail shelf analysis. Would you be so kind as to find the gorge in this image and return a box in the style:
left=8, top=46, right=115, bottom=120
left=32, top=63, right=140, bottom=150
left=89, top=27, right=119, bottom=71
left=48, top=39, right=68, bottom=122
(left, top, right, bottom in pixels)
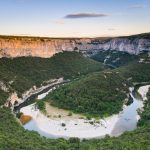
left=0, top=33, right=150, bottom=150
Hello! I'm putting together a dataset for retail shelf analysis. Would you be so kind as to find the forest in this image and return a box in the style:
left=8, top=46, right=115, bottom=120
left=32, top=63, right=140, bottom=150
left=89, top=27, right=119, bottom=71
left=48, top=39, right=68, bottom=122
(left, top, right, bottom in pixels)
left=0, top=51, right=150, bottom=149
left=0, top=51, right=103, bottom=95
left=45, top=72, right=130, bottom=117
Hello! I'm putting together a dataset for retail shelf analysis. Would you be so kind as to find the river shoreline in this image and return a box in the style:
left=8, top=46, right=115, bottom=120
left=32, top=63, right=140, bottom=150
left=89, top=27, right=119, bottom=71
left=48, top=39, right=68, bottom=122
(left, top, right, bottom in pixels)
left=19, top=85, right=150, bottom=139
left=13, top=78, right=69, bottom=113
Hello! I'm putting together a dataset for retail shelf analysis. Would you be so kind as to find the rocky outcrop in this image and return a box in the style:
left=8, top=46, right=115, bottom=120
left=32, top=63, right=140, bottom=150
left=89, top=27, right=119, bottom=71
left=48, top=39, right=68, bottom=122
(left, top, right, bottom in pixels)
left=5, top=78, right=66, bottom=109
left=0, top=34, right=150, bottom=58
left=98, top=38, right=150, bottom=54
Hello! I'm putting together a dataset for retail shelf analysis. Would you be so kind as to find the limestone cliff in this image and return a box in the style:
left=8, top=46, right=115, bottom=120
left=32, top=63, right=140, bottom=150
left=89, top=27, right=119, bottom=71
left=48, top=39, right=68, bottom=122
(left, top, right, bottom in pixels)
left=0, top=33, right=150, bottom=58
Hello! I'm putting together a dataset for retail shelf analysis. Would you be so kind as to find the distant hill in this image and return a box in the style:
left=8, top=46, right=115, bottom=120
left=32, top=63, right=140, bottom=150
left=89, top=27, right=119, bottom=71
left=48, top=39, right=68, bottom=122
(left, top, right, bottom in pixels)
left=120, top=32, right=150, bottom=39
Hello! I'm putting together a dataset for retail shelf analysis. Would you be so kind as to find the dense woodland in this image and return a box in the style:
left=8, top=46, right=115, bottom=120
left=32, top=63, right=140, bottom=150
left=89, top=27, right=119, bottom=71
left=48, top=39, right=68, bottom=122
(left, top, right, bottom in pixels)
left=91, top=50, right=139, bottom=67
left=0, top=90, right=8, bottom=106
left=0, top=51, right=103, bottom=95
left=45, top=72, right=130, bottom=117
left=0, top=51, right=150, bottom=149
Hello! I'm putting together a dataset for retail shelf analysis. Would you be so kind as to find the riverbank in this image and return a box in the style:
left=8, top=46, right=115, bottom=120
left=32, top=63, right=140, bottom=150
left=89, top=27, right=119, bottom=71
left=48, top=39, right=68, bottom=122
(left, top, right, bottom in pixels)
left=45, top=102, right=84, bottom=121
left=13, top=78, right=68, bottom=112
left=20, top=85, right=149, bottom=139
left=138, top=85, right=150, bottom=100
left=21, top=103, right=118, bottom=139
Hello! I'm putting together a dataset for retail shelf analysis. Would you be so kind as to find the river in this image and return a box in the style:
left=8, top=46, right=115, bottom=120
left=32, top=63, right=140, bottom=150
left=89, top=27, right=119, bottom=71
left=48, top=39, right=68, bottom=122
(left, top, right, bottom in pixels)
left=19, top=85, right=149, bottom=139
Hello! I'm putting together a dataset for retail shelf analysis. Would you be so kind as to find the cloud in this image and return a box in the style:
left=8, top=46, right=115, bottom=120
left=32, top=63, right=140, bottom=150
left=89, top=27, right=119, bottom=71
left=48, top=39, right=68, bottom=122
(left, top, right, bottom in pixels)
left=64, top=13, right=110, bottom=19
left=129, top=5, right=146, bottom=9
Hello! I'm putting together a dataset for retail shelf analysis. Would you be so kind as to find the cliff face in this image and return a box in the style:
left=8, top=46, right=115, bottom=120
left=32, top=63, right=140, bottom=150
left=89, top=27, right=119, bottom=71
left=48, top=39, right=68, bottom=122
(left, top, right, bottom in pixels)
left=0, top=35, right=150, bottom=58
left=98, top=38, right=150, bottom=55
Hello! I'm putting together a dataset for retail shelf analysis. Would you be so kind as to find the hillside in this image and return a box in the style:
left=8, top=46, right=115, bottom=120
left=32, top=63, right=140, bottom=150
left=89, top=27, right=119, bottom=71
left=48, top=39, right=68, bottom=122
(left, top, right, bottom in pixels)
left=44, top=72, right=130, bottom=117
left=91, top=50, right=139, bottom=67
left=92, top=51, right=150, bottom=82
left=44, top=52, right=150, bottom=117
left=0, top=51, right=104, bottom=96
left=118, top=52, right=150, bottom=83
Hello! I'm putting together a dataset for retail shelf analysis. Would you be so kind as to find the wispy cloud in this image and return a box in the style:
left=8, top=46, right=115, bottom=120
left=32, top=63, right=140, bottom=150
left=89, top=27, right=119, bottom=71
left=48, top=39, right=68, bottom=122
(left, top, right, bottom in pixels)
left=64, top=13, right=110, bottom=19
left=129, top=4, right=147, bottom=9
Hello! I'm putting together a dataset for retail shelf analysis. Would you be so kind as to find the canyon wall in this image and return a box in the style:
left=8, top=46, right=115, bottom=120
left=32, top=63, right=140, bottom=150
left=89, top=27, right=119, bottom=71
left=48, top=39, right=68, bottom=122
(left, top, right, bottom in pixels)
left=0, top=35, right=150, bottom=58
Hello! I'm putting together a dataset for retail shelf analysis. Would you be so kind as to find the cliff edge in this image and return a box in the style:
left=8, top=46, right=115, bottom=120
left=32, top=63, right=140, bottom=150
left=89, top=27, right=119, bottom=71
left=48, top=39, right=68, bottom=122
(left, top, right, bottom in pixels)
left=0, top=33, right=150, bottom=58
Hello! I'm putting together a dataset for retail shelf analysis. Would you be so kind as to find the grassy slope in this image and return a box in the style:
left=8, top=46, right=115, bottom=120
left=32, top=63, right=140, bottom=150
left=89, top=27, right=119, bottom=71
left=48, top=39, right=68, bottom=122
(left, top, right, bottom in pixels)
left=0, top=51, right=104, bottom=96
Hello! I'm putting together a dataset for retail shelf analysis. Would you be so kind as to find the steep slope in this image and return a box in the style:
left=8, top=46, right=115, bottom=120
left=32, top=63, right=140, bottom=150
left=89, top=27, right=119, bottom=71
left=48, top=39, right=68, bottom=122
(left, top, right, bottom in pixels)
left=0, top=33, right=150, bottom=58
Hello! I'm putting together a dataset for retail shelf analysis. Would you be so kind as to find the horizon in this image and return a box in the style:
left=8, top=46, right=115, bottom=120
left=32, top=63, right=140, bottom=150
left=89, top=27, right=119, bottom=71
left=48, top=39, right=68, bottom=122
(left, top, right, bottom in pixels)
left=0, top=0, right=150, bottom=37
left=0, top=32, right=149, bottom=39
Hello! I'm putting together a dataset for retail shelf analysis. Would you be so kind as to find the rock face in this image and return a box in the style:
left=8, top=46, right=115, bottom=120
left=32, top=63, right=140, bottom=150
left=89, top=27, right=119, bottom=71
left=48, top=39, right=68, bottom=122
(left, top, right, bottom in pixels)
left=0, top=34, right=150, bottom=58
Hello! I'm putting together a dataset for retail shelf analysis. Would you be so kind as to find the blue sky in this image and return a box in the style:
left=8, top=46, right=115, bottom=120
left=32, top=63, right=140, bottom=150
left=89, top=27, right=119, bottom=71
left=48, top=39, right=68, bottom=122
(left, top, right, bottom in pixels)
left=0, top=0, right=149, bottom=37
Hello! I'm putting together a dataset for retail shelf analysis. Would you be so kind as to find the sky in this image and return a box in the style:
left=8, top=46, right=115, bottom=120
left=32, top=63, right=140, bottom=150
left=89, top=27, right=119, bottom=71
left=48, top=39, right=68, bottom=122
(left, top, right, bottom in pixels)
left=0, top=0, right=150, bottom=37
